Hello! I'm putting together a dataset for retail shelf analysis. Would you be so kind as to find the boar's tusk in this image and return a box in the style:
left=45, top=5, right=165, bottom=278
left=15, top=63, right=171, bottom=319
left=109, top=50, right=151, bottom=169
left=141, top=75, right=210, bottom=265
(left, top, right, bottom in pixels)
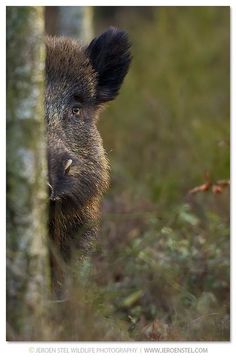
left=64, top=159, right=73, bottom=172
left=47, top=182, right=53, bottom=190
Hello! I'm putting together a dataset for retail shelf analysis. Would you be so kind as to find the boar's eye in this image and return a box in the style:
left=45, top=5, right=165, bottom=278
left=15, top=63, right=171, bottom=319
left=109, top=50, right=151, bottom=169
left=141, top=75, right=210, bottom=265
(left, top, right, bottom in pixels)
left=72, top=106, right=81, bottom=116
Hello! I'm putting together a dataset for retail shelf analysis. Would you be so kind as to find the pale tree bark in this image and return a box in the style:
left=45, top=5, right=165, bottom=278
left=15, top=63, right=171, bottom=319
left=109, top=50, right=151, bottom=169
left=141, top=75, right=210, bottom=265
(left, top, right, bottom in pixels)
left=6, top=6, right=49, bottom=340
left=57, top=6, right=94, bottom=42
left=45, top=6, right=94, bottom=42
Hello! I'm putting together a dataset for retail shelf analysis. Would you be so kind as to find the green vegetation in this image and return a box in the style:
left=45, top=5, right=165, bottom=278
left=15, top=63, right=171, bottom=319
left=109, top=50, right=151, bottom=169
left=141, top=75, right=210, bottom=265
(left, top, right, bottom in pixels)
left=95, top=7, right=230, bottom=341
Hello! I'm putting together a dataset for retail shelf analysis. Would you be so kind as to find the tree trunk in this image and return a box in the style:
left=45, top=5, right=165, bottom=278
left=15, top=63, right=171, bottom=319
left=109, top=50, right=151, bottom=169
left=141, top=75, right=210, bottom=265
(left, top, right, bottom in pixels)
left=6, top=6, right=49, bottom=340
left=58, top=6, right=93, bottom=42
left=45, top=6, right=94, bottom=42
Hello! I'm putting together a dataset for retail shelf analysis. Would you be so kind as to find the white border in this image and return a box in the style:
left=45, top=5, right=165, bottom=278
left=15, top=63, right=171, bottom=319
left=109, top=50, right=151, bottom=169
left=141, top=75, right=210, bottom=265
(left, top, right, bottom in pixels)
left=2, top=1, right=234, bottom=6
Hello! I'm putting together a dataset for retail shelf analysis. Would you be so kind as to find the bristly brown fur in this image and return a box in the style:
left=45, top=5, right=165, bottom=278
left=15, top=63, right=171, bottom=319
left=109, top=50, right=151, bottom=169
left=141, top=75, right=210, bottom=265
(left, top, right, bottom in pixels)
left=45, top=28, right=131, bottom=296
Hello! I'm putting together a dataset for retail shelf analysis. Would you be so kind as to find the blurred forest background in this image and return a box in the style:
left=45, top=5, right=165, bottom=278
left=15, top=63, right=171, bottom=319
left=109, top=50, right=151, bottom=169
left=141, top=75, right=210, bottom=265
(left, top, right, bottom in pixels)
left=7, top=6, right=230, bottom=341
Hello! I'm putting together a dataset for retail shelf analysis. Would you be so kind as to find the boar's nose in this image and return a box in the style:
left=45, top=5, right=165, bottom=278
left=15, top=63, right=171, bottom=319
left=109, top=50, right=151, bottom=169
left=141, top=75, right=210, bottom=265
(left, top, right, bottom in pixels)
left=48, top=157, right=75, bottom=201
left=50, top=192, right=61, bottom=201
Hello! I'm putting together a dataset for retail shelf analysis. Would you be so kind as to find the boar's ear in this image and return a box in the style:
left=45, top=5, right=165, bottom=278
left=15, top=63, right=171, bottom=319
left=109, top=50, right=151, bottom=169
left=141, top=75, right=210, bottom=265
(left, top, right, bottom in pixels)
left=85, top=27, right=131, bottom=103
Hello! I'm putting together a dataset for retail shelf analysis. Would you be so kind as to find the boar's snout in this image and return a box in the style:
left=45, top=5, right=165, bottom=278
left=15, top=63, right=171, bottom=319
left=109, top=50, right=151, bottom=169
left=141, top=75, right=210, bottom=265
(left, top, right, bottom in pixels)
left=48, top=150, right=79, bottom=201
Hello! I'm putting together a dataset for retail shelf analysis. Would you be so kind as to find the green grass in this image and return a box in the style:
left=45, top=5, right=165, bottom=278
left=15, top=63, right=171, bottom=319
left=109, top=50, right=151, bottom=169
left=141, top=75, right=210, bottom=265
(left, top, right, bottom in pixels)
left=94, top=7, right=230, bottom=341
